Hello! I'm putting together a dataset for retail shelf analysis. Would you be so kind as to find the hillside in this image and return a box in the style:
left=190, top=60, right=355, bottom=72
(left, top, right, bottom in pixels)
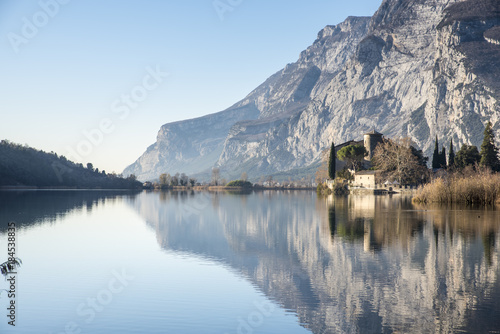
left=0, top=140, right=141, bottom=189
left=125, top=0, right=500, bottom=182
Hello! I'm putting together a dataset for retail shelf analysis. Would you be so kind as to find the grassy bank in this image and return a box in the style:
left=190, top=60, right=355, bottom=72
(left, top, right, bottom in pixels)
left=413, top=169, right=500, bottom=205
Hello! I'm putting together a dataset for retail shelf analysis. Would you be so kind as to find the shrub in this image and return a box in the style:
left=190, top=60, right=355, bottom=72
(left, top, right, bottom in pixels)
left=226, top=180, right=253, bottom=188
left=317, top=183, right=332, bottom=195
left=336, top=168, right=354, bottom=181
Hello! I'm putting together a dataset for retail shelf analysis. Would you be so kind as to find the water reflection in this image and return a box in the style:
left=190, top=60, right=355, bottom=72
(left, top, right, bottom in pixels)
left=128, top=191, right=500, bottom=333
left=0, top=190, right=139, bottom=231
left=325, top=195, right=426, bottom=252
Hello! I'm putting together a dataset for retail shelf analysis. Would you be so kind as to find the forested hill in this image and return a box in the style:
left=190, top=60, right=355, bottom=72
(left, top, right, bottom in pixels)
left=0, top=140, right=141, bottom=189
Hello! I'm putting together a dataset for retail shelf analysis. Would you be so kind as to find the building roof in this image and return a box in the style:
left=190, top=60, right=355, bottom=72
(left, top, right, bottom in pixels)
left=355, top=170, right=381, bottom=176
left=364, top=130, right=383, bottom=136
left=334, top=140, right=363, bottom=150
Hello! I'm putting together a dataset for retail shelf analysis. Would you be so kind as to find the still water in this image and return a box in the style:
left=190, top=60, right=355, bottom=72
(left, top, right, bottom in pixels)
left=0, top=190, right=499, bottom=333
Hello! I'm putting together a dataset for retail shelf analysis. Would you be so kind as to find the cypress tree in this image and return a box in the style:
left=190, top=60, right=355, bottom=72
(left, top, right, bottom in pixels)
left=480, top=121, right=500, bottom=171
left=440, top=145, right=447, bottom=168
left=448, top=139, right=455, bottom=168
left=432, top=136, right=440, bottom=169
left=328, top=141, right=336, bottom=180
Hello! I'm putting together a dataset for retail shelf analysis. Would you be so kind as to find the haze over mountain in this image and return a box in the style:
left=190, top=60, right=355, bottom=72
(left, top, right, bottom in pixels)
left=124, top=0, right=500, bottom=182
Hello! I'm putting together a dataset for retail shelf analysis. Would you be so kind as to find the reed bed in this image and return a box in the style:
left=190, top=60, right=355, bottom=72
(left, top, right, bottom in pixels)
left=413, top=168, right=500, bottom=205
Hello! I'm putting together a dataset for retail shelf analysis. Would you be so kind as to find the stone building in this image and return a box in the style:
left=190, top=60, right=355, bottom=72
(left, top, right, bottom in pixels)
left=363, top=130, right=384, bottom=161
left=352, top=170, right=382, bottom=188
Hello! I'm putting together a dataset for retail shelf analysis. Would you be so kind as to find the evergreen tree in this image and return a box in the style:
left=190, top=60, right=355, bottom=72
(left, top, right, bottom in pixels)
left=328, top=141, right=336, bottom=180
left=337, top=144, right=367, bottom=172
left=432, top=136, right=440, bottom=169
left=448, top=139, right=455, bottom=168
left=479, top=121, right=500, bottom=171
left=455, top=144, right=481, bottom=169
left=440, top=145, right=447, bottom=168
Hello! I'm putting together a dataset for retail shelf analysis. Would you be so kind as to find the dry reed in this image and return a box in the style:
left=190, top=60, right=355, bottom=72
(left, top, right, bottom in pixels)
left=413, top=168, right=500, bottom=205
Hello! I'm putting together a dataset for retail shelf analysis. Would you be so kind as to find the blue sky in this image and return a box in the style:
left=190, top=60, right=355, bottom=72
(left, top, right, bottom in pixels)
left=0, top=0, right=382, bottom=173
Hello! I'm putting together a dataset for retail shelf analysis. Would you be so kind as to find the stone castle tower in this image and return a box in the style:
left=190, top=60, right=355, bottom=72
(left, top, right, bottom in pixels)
left=363, top=130, right=383, bottom=160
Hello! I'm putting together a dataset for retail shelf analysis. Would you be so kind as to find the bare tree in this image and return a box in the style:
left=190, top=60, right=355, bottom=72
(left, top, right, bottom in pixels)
left=211, top=167, right=220, bottom=186
left=315, top=148, right=330, bottom=184
left=159, top=173, right=171, bottom=186
left=372, top=137, right=428, bottom=185
left=171, top=173, right=180, bottom=186
left=180, top=173, right=189, bottom=186
left=266, top=175, right=273, bottom=186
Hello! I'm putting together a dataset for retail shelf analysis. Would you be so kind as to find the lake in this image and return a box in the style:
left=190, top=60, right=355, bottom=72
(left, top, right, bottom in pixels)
left=0, top=190, right=499, bottom=333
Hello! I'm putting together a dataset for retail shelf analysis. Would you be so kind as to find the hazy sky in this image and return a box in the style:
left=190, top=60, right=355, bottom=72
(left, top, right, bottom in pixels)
left=0, top=0, right=382, bottom=173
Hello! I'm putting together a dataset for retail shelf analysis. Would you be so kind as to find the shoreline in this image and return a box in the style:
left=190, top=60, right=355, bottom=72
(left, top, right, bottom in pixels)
left=0, top=186, right=141, bottom=191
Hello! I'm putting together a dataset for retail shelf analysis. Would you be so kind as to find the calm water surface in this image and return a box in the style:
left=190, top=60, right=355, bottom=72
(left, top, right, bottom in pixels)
left=0, top=190, right=499, bottom=333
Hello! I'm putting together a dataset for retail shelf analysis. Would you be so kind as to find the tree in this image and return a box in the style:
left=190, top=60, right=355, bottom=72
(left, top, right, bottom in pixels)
left=337, top=145, right=367, bottom=171
left=189, top=178, right=196, bottom=187
left=448, top=139, right=455, bottom=169
left=328, top=141, right=336, bottom=180
left=86, top=162, right=94, bottom=171
left=432, top=136, right=449, bottom=169
left=372, top=137, right=428, bottom=184
left=180, top=173, right=189, bottom=186
left=240, top=172, right=248, bottom=182
left=211, top=168, right=220, bottom=186
left=315, top=148, right=330, bottom=184
left=410, top=145, right=429, bottom=167
left=479, top=121, right=500, bottom=171
left=159, top=173, right=171, bottom=186
left=336, top=167, right=354, bottom=181
left=455, top=144, right=480, bottom=169
left=171, top=173, right=179, bottom=186
left=440, top=145, right=447, bottom=168
left=432, top=136, right=440, bottom=169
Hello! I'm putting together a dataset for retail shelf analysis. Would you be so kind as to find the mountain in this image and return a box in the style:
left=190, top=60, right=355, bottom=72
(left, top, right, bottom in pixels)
left=124, top=0, right=500, bottom=182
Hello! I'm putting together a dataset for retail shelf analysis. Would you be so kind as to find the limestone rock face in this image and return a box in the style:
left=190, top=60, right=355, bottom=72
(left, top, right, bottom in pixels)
left=123, top=103, right=260, bottom=180
left=125, top=0, right=500, bottom=181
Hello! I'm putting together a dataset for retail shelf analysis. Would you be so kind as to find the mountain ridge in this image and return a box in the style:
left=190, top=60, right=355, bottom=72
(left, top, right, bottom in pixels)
left=125, top=0, right=500, bottom=182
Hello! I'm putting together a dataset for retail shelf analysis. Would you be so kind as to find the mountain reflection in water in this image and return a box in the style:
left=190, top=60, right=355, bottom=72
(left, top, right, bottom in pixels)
left=1, top=190, right=498, bottom=333
left=128, top=191, right=500, bottom=334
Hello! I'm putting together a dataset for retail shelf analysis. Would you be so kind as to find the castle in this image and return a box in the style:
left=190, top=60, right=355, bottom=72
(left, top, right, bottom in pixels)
left=334, top=130, right=384, bottom=166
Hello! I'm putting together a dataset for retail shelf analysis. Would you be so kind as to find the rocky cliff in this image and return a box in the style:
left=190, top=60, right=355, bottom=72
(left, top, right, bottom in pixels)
left=124, top=0, right=500, bottom=181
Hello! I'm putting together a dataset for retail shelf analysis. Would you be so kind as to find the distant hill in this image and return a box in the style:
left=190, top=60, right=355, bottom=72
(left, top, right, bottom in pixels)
left=0, top=140, right=141, bottom=189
